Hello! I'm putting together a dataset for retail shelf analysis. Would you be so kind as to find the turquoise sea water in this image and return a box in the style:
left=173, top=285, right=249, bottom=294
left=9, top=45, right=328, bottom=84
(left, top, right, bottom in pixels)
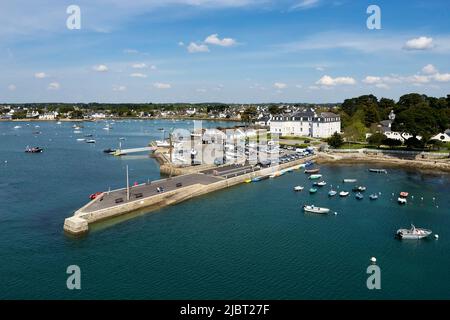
left=0, top=120, right=449, bottom=299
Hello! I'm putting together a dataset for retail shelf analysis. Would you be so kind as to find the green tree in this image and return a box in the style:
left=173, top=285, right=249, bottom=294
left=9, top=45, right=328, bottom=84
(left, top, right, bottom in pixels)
left=382, top=138, right=402, bottom=147
left=268, top=105, right=281, bottom=115
left=367, top=132, right=385, bottom=147
left=344, top=119, right=367, bottom=142
left=327, top=132, right=344, bottom=148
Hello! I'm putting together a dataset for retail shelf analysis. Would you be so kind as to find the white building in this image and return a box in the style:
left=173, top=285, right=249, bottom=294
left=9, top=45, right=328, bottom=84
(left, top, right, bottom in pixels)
left=39, top=112, right=58, bottom=120
left=378, top=110, right=421, bottom=142
left=431, top=130, right=450, bottom=143
left=270, top=108, right=340, bottom=138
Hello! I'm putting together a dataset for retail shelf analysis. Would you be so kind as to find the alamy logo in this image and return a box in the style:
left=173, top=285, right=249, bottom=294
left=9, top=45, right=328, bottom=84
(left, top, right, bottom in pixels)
left=66, top=265, right=81, bottom=290
left=66, top=5, right=81, bottom=30
left=366, top=265, right=381, bottom=290
left=367, top=5, right=381, bottom=30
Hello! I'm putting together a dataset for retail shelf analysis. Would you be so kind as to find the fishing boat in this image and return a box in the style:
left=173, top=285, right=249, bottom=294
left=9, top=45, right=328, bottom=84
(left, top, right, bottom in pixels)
left=352, top=186, right=366, bottom=192
left=303, top=205, right=330, bottom=214
left=305, top=168, right=320, bottom=174
left=309, top=174, right=322, bottom=180
left=309, top=188, right=318, bottom=194
left=369, top=169, right=387, bottom=174
left=339, top=191, right=349, bottom=197
left=355, top=192, right=364, bottom=200
left=369, top=194, right=379, bottom=200
left=343, top=179, right=357, bottom=183
left=76, top=138, right=86, bottom=142
left=328, top=190, right=337, bottom=197
left=25, top=146, right=43, bottom=153
left=398, top=192, right=408, bottom=204
left=85, top=139, right=96, bottom=144
left=294, top=186, right=304, bottom=191
left=314, top=181, right=327, bottom=187
left=396, top=225, right=432, bottom=240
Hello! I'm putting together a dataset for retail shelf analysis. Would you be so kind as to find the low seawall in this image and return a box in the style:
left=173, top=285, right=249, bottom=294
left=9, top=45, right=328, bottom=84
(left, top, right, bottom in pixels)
left=64, top=156, right=315, bottom=235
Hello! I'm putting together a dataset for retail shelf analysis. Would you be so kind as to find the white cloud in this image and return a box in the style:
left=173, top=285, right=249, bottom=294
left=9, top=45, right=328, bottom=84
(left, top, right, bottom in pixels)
left=405, top=75, right=430, bottom=84
left=34, top=72, right=47, bottom=79
left=291, top=0, right=320, bottom=10
left=8, top=84, right=16, bottom=91
left=362, top=76, right=382, bottom=84
left=315, top=66, right=325, bottom=71
left=92, top=64, right=109, bottom=72
left=433, top=73, right=450, bottom=82
left=48, top=82, right=60, bottom=90
left=113, top=85, right=127, bottom=91
left=403, top=36, right=434, bottom=50
left=204, top=34, right=236, bottom=47
left=130, top=73, right=147, bottom=78
left=295, top=84, right=303, bottom=88
left=273, top=82, right=287, bottom=89
left=187, top=42, right=210, bottom=53
left=178, top=41, right=185, bottom=46
left=422, top=64, right=438, bottom=75
left=153, top=82, right=171, bottom=89
left=316, top=75, right=356, bottom=86
left=132, top=63, right=147, bottom=69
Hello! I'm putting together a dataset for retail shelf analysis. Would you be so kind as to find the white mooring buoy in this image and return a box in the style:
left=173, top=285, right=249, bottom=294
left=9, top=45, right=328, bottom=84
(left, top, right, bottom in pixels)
left=334, top=212, right=338, bottom=215
left=435, top=234, right=439, bottom=239
left=370, top=257, right=377, bottom=264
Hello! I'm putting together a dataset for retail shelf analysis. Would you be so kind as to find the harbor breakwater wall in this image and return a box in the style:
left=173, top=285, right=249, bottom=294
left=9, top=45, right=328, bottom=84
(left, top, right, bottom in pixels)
left=64, top=156, right=316, bottom=235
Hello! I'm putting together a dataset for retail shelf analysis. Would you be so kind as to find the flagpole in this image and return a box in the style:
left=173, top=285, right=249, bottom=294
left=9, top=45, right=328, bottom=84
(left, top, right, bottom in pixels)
left=126, top=165, right=130, bottom=201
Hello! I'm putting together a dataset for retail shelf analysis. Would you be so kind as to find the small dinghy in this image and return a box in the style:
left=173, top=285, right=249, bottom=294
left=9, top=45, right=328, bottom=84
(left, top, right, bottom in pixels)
left=339, top=191, right=349, bottom=197
left=398, top=197, right=407, bottom=204
left=85, top=139, right=96, bottom=144
left=314, top=181, right=327, bottom=187
left=309, top=174, right=322, bottom=180
left=343, top=179, right=357, bottom=183
left=396, top=224, right=432, bottom=240
left=303, top=205, right=330, bottom=214
left=369, top=194, right=379, bottom=200
left=355, top=192, right=364, bottom=200
left=305, top=168, right=320, bottom=174
left=294, top=186, right=304, bottom=192
left=25, top=146, right=43, bottom=153
left=328, top=190, right=337, bottom=197
left=309, top=188, right=318, bottom=194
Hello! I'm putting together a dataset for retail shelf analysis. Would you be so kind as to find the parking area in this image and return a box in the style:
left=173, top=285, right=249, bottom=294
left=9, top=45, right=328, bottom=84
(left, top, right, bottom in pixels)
left=81, top=173, right=222, bottom=213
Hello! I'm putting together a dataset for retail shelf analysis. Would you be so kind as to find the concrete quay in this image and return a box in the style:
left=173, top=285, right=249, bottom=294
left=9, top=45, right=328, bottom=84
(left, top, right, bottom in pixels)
left=64, top=155, right=316, bottom=235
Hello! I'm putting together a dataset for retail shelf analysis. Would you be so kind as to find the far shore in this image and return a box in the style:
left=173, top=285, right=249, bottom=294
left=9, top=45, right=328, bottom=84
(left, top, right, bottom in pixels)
left=0, top=116, right=242, bottom=123
left=316, top=152, right=450, bottom=174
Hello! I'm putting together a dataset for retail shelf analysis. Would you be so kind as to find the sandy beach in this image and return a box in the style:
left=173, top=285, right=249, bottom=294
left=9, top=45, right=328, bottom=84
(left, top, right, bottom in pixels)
left=316, top=151, right=450, bottom=174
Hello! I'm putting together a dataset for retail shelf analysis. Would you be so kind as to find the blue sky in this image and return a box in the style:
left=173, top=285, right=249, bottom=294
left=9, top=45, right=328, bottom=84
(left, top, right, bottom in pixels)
left=1, top=0, right=450, bottom=103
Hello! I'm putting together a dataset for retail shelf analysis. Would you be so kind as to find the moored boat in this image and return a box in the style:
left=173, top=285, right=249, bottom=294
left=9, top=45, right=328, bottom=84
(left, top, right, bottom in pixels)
left=339, top=191, right=349, bottom=197
left=343, top=179, right=357, bottom=183
left=396, top=225, right=432, bottom=240
left=244, top=179, right=252, bottom=183
left=309, top=188, right=318, bottom=194
left=369, top=194, right=379, bottom=200
left=25, top=146, right=43, bottom=153
left=294, top=186, right=304, bottom=191
left=355, top=192, right=364, bottom=200
left=309, top=174, right=322, bottom=180
left=398, top=197, right=407, bottom=204
left=314, top=181, right=327, bottom=187
left=305, top=168, right=320, bottom=174
left=303, top=205, right=330, bottom=214
left=103, top=148, right=116, bottom=154
left=328, top=190, right=337, bottom=197
left=369, top=169, right=387, bottom=174
left=85, top=139, right=96, bottom=144
left=352, top=186, right=366, bottom=192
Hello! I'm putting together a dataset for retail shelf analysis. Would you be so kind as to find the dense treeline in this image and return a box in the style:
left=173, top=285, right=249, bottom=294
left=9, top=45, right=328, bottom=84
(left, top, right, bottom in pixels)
left=339, top=93, right=450, bottom=142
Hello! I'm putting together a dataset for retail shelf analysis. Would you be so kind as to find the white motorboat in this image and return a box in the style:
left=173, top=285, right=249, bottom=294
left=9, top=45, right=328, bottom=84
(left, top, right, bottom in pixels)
left=396, top=225, right=432, bottom=240
left=343, top=179, right=357, bottom=183
left=398, top=197, right=407, bottom=204
left=303, top=205, right=330, bottom=214
left=339, top=191, right=349, bottom=197
left=294, top=186, right=304, bottom=192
